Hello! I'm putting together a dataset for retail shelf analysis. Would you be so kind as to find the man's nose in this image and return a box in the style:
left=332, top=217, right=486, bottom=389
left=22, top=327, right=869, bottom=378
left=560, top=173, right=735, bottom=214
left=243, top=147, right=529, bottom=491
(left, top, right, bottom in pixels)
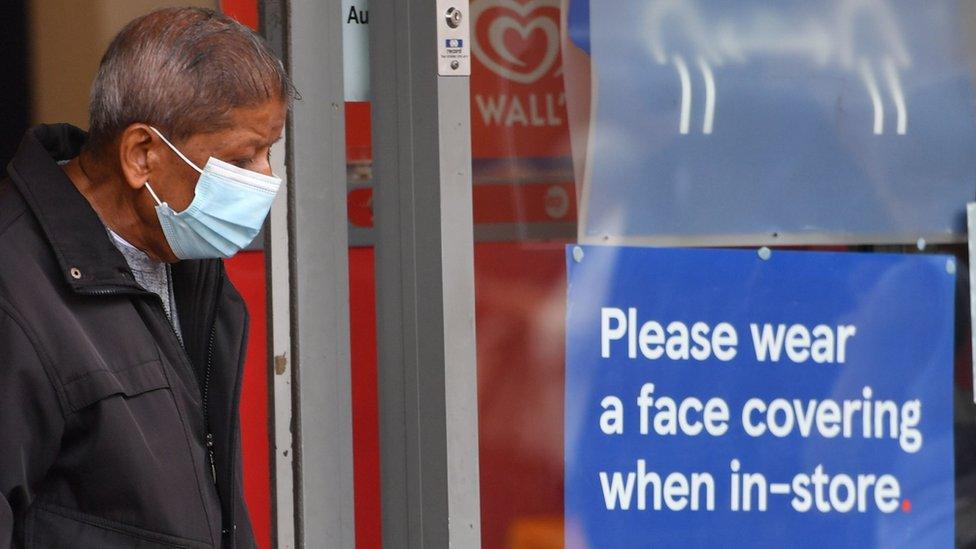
left=254, top=155, right=274, bottom=177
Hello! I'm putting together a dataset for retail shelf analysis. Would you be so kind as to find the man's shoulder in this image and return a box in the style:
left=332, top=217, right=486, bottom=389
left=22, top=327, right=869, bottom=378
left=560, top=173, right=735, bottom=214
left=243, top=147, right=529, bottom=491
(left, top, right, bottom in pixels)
left=0, top=176, right=30, bottom=237
left=0, top=176, right=52, bottom=262
left=0, top=176, right=62, bottom=299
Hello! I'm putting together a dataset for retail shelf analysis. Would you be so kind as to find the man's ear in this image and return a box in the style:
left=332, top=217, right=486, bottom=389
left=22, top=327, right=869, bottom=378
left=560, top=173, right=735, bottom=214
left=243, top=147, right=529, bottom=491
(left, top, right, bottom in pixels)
left=117, top=123, right=158, bottom=191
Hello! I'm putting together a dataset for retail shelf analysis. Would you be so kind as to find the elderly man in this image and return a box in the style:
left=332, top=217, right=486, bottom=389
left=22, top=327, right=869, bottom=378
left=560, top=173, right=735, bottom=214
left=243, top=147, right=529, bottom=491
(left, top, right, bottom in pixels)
left=0, top=8, right=290, bottom=548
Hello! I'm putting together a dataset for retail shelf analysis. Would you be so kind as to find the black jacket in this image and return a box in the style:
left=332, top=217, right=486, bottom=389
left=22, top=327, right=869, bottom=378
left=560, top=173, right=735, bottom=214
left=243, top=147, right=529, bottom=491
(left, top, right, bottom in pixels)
left=0, top=125, right=256, bottom=548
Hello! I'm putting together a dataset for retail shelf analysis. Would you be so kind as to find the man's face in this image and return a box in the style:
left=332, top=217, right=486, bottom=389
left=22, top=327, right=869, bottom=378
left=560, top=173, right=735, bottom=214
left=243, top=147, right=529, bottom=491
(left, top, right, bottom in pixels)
left=149, top=98, right=287, bottom=213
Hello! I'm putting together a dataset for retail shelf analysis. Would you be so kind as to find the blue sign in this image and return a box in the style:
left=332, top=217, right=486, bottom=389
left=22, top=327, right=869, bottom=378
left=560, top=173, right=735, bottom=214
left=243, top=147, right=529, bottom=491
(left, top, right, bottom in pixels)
left=565, top=245, right=955, bottom=547
left=566, top=1, right=976, bottom=244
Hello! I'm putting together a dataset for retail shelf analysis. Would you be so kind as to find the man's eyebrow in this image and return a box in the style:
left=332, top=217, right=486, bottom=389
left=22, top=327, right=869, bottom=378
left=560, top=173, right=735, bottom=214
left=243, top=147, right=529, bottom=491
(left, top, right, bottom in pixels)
left=238, top=134, right=282, bottom=150
left=253, top=135, right=283, bottom=148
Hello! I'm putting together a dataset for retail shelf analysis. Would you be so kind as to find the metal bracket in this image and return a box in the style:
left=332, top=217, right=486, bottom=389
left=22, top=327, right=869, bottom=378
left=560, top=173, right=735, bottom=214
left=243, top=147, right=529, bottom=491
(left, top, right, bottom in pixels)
left=436, top=0, right=470, bottom=76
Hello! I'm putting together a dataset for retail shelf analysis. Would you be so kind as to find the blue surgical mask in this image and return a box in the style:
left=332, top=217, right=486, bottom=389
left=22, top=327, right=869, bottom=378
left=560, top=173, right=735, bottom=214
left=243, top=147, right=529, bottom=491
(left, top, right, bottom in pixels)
left=145, top=127, right=281, bottom=260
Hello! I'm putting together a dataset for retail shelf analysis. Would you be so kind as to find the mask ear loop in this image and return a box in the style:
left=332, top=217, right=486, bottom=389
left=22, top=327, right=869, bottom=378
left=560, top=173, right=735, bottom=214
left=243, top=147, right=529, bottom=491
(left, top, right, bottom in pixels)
left=149, top=126, right=205, bottom=174
left=143, top=181, right=164, bottom=206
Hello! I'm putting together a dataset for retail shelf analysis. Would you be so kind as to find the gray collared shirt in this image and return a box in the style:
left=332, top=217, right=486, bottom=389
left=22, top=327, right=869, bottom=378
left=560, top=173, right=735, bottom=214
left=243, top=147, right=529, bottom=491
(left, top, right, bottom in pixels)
left=107, top=228, right=183, bottom=341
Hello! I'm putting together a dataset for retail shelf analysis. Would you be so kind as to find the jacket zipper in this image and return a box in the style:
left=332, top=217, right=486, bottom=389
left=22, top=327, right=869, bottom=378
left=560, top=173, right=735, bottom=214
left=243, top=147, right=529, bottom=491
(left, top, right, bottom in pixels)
left=203, top=315, right=218, bottom=485
left=203, top=270, right=225, bottom=490
left=152, top=293, right=219, bottom=486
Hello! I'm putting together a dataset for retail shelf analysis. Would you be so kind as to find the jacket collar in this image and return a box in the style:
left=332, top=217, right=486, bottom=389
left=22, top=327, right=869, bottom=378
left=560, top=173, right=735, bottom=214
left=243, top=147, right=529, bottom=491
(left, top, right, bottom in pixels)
left=7, top=124, right=144, bottom=293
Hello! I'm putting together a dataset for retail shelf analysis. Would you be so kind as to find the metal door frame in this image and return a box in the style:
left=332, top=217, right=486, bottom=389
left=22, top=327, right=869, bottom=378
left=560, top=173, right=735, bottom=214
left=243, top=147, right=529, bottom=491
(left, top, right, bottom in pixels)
left=265, top=1, right=482, bottom=546
left=266, top=1, right=355, bottom=547
left=371, top=0, right=482, bottom=546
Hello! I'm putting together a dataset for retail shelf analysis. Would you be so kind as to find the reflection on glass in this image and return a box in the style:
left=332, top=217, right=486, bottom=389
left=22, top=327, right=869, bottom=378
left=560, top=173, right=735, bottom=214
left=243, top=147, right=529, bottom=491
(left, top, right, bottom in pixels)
left=470, top=1, right=976, bottom=548
left=573, top=0, right=976, bottom=244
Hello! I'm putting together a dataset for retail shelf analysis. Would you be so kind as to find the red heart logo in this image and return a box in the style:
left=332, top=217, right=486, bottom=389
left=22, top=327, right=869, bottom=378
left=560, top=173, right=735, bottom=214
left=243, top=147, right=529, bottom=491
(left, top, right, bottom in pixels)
left=471, top=0, right=561, bottom=85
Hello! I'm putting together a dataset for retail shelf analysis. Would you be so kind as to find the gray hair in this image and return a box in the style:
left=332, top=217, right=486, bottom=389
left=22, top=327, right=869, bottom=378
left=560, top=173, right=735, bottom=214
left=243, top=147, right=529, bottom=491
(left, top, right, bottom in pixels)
left=87, top=7, right=295, bottom=152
